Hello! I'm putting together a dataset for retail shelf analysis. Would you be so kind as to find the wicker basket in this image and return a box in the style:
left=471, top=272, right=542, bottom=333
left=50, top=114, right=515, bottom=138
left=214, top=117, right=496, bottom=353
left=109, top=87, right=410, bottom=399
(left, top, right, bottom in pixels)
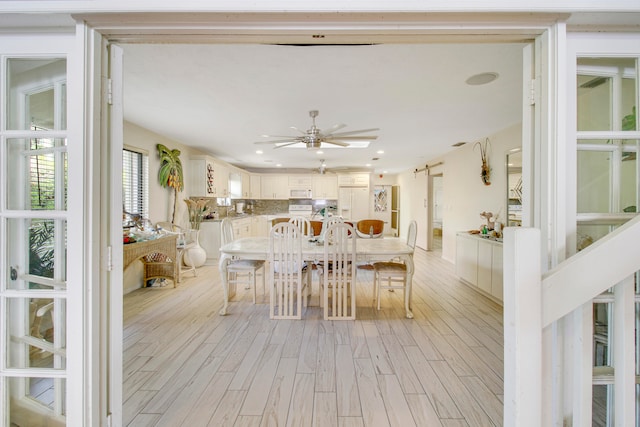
left=124, top=235, right=178, bottom=287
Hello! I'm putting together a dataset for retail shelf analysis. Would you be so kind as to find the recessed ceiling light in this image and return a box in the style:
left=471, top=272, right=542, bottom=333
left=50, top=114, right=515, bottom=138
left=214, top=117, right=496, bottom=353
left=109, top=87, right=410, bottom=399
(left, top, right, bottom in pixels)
left=377, top=150, right=384, bottom=154
left=276, top=163, right=282, bottom=167
left=466, top=72, right=499, bottom=86
left=365, top=163, right=371, bottom=167
left=383, top=170, right=388, bottom=174
left=256, top=150, right=263, bottom=154
left=317, top=150, right=324, bottom=155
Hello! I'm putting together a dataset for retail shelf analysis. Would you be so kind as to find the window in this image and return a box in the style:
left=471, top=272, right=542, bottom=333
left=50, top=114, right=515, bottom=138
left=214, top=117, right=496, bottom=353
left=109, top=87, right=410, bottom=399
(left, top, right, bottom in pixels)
left=122, top=148, right=149, bottom=219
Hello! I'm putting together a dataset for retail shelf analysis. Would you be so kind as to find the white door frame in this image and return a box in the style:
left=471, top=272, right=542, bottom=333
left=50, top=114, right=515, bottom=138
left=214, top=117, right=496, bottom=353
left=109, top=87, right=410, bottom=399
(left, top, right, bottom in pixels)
left=80, top=13, right=562, bottom=426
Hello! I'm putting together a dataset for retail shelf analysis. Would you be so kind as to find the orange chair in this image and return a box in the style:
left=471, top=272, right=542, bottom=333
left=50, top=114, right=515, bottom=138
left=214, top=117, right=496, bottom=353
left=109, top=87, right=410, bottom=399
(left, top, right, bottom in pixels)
left=356, top=219, right=384, bottom=238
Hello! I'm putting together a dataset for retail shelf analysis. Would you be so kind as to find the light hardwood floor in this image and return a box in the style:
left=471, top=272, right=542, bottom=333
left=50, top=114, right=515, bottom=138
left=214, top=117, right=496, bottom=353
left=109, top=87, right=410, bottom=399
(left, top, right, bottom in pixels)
left=123, top=248, right=504, bottom=427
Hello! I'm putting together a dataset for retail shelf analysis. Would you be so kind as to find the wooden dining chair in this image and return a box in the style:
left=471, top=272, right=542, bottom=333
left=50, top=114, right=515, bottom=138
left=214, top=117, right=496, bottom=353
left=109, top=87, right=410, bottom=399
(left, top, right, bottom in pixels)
left=372, top=220, right=417, bottom=310
left=269, top=222, right=310, bottom=319
left=309, top=220, right=324, bottom=237
left=319, top=221, right=357, bottom=320
left=356, top=219, right=385, bottom=238
left=221, top=218, right=266, bottom=304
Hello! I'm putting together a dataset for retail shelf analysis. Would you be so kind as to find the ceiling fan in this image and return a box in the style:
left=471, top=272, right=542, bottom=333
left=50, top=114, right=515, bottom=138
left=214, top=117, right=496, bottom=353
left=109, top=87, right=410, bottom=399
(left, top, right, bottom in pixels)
left=254, top=110, right=379, bottom=149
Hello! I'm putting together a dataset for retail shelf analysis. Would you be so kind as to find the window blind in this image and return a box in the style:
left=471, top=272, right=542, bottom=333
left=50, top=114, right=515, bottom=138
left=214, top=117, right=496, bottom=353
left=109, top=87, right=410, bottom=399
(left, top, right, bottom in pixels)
left=122, top=149, right=149, bottom=219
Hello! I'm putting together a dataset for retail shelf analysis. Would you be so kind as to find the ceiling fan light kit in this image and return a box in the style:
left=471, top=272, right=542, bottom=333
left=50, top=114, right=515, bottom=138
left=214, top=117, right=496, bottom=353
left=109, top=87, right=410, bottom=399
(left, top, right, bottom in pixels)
left=255, top=109, right=379, bottom=150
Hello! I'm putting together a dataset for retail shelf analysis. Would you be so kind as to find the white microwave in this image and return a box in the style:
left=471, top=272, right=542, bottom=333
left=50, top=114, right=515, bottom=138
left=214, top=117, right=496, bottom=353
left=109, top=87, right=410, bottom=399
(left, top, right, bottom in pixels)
left=290, top=189, right=312, bottom=199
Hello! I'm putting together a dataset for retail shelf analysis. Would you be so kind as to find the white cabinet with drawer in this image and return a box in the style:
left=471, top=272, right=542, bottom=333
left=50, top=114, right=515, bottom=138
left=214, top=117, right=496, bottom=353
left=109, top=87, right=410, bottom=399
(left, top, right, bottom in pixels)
left=455, top=232, right=503, bottom=303
left=199, top=221, right=222, bottom=262
left=233, top=217, right=252, bottom=239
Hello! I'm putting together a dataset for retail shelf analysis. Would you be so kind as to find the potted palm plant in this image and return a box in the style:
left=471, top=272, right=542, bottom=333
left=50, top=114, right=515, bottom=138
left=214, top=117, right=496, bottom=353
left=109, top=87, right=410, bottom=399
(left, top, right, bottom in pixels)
left=157, top=144, right=184, bottom=223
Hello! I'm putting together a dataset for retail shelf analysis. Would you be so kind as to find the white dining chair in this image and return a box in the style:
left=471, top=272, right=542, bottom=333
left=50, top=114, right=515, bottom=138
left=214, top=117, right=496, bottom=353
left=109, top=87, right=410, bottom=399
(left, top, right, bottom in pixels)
left=221, top=218, right=266, bottom=304
left=319, top=221, right=357, bottom=320
left=319, top=216, right=343, bottom=242
left=372, top=220, right=417, bottom=310
left=289, top=216, right=312, bottom=238
left=269, top=222, right=310, bottom=319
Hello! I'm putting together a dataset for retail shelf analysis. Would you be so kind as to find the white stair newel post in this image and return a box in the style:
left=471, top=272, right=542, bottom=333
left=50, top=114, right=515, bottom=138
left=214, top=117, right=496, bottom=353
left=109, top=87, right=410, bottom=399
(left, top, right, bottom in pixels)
left=504, top=227, right=542, bottom=426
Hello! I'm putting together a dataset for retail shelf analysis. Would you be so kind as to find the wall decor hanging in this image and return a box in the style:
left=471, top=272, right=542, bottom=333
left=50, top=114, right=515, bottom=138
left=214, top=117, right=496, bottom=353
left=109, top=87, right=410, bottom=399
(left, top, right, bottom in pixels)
left=474, top=138, right=491, bottom=185
left=157, top=144, right=184, bottom=223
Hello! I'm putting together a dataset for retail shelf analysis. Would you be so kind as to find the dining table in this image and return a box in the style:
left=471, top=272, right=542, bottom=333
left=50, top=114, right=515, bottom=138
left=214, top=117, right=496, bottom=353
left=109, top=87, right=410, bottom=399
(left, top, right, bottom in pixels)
left=218, top=236, right=415, bottom=318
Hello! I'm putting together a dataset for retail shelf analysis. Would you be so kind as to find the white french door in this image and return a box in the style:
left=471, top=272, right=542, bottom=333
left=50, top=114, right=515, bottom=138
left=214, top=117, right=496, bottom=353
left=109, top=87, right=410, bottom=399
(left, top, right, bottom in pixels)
left=0, top=33, right=83, bottom=426
left=567, top=33, right=640, bottom=426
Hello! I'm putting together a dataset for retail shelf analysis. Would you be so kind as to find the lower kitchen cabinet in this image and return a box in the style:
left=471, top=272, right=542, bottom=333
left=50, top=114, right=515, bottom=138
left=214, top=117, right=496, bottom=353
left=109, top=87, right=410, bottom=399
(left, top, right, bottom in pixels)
left=199, top=221, right=222, bottom=262
left=455, top=232, right=503, bottom=303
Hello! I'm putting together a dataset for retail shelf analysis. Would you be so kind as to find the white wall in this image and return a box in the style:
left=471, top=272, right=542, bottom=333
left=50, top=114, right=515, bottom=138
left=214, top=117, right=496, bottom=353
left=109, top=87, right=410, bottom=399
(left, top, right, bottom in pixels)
left=397, top=123, right=521, bottom=263
left=123, top=121, right=205, bottom=293
left=440, top=123, right=521, bottom=262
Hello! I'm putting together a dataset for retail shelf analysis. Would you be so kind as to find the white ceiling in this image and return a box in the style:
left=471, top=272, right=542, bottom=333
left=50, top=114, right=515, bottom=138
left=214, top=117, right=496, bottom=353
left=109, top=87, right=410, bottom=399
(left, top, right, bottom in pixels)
left=122, top=42, right=524, bottom=174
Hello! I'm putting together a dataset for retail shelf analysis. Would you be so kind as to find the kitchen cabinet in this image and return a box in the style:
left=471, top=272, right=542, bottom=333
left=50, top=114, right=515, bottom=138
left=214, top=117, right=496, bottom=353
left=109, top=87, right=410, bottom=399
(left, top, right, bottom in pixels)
left=250, top=174, right=261, bottom=199
left=241, top=171, right=251, bottom=198
left=187, top=156, right=216, bottom=197
left=213, top=161, right=229, bottom=197
left=260, top=174, right=289, bottom=199
left=199, top=221, right=222, bottom=262
left=313, top=175, right=338, bottom=199
left=288, top=175, right=312, bottom=189
left=232, top=217, right=252, bottom=239
left=338, top=186, right=369, bottom=221
left=251, top=215, right=269, bottom=237
left=455, top=232, right=503, bottom=303
left=338, top=173, right=370, bottom=187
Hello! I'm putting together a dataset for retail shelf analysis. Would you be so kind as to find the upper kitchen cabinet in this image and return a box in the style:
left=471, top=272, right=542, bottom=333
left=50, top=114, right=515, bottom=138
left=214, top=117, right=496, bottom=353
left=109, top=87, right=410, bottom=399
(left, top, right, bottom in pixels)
left=187, top=155, right=229, bottom=197
left=288, top=175, right=313, bottom=189
left=261, top=174, right=289, bottom=199
left=187, top=155, right=216, bottom=197
left=228, top=169, right=242, bottom=199
left=250, top=174, right=261, bottom=199
left=213, top=161, right=229, bottom=197
left=338, top=173, right=370, bottom=187
left=312, top=174, right=338, bottom=199
left=241, top=171, right=251, bottom=198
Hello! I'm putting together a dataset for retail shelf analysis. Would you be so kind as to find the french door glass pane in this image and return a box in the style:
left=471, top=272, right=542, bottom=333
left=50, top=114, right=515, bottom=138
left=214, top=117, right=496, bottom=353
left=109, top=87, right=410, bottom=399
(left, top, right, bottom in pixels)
left=594, top=302, right=612, bottom=367
left=5, top=218, right=67, bottom=290
left=577, top=74, right=613, bottom=131
left=6, top=297, right=66, bottom=370
left=577, top=57, right=637, bottom=133
left=8, top=377, right=66, bottom=418
left=6, top=58, right=67, bottom=131
left=593, top=384, right=614, bottom=426
left=577, top=150, right=612, bottom=213
left=6, top=137, right=68, bottom=211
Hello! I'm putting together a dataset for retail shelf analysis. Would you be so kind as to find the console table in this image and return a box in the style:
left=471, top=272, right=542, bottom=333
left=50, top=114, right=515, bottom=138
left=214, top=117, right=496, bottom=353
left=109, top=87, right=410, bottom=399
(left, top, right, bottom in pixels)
left=123, top=234, right=178, bottom=287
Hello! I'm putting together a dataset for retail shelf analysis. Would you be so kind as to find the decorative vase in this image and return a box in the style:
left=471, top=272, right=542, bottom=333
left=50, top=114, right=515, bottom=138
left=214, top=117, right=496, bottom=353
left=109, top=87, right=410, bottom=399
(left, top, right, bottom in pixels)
left=184, top=229, right=207, bottom=268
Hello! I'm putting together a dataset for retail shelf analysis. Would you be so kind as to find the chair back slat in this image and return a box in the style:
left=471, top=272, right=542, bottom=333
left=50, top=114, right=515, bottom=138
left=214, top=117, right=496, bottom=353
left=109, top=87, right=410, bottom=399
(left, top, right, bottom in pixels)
left=221, top=218, right=234, bottom=246
left=323, top=222, right=357, bottom=320
left=289, top=216, right=312, bottom=238
left=269, top=222, right=308, bottom=319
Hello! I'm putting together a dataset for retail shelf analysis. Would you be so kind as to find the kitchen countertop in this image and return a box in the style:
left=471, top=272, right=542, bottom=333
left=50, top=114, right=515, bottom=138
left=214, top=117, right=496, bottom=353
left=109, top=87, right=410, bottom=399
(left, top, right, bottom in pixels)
left=457, top=230, right=503, bottom=243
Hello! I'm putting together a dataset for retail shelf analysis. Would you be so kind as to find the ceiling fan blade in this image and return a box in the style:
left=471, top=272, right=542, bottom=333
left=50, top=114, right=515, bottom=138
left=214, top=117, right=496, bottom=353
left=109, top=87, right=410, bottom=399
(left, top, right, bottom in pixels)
left=325, top=135, right=378, bottom=141
left=273, top=141, right=302, bottom=149
left=323, top=140, right=350, bottom=147
left=322, top=123, right=347, bottom=134
left=289, top=126, right=307, bottom=135
left=254, top=138, right=301, bottom=144
left=327, top=128, right=380, bottom=137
